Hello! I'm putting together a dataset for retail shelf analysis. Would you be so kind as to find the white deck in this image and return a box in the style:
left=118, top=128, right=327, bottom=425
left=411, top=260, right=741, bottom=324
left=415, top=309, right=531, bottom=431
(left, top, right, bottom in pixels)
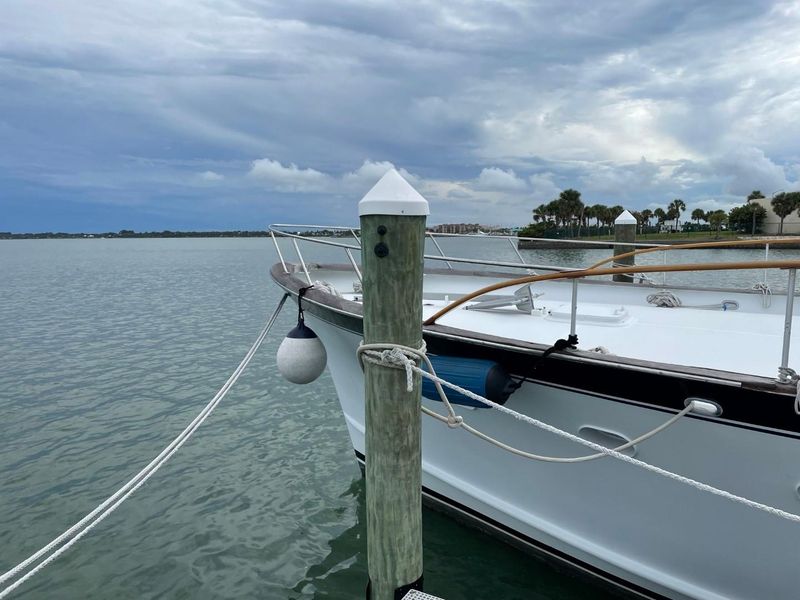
left=316, top=268, right=798, bottom=380
left=423, top=295, right=788, bottom=378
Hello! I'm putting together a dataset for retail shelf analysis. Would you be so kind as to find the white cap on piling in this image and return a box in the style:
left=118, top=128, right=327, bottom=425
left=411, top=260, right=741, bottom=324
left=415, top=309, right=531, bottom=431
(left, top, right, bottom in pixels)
left=358, top=168, right=430, bottom=216
left=615, top=209, right=637, bottom=225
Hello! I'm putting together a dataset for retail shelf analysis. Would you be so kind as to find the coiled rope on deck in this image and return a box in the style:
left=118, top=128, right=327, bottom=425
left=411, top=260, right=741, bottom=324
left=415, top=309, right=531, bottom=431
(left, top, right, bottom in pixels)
left=0, top=293, right=289, bottom=599
left=646, top=291, right=739, bottom=311
left=358, top=342, right=800, bottom=524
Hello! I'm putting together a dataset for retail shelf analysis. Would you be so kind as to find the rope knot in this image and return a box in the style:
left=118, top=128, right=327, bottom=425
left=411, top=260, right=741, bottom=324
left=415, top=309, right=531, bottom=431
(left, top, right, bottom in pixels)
left=447, top=415, right=464, bottom=428
left=357, top=341, right=427, bottom=392
left=381, top=347, right=416, bottom=391
left=778, top=366, right=799, bottom=384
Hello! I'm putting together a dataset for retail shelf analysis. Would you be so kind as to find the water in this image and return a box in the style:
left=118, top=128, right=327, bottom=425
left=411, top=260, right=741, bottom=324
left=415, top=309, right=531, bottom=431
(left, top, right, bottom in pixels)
left=1, top=237, right=795, bottom=599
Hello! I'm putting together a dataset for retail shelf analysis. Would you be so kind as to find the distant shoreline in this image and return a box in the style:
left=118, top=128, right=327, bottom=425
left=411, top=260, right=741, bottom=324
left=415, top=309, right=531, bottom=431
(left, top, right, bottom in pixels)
left=0, top=230, right=353, bottom=240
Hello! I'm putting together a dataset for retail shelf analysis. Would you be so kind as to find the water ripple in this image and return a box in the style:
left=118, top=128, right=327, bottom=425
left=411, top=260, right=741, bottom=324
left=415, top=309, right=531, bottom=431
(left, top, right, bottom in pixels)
left=0, top=239, right=620, bottom=599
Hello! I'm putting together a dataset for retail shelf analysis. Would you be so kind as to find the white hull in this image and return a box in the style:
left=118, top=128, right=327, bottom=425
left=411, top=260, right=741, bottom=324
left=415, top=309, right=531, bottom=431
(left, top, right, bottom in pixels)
left=309, top=312, right=800, bottom=600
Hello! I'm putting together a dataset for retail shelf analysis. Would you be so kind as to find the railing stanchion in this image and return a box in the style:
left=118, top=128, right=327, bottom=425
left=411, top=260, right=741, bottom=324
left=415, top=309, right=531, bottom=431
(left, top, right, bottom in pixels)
left=765, top=243, right=770, bottom=284
left=270, top=231, right=288, bottom=273
left=570, top=278, right=579, bottom=337
left=345, top=248, right=362, bottom=282
left=508, top=238, right=525, bottom=263
left=292, top=239, right=313, bottom=285
left=663, top=251, right=667, bottom=286
left=428, top=233, right=453, bottom=269
left=780, top=268, right=797, bottom=378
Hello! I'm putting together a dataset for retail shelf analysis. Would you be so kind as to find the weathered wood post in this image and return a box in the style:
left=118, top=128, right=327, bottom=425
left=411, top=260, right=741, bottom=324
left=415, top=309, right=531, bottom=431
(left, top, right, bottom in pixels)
left=613, top=209, right=637, bottom=283
left=359, top=169, right=428, bottom=599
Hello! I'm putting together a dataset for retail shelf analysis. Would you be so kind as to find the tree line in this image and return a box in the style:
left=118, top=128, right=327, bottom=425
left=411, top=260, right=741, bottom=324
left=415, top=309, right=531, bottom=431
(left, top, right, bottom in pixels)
left=520, top=189, right=800, bottom=238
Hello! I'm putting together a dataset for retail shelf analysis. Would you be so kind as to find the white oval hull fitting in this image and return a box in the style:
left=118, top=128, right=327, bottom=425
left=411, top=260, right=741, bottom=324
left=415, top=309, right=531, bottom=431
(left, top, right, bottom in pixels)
left=269, top=232, right=800, bottom=600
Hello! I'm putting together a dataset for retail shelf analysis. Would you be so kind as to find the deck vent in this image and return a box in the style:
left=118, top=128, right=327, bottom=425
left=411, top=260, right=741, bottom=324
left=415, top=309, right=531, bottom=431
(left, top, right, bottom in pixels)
left=546, top=303, right=630, bottom=326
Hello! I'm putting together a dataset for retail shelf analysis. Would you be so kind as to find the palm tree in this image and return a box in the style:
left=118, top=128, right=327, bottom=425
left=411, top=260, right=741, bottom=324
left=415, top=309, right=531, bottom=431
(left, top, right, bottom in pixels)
left=654, top=208, right=666, bottom=227
left=747, top=191, right=766, bottom=235
left=668, top=198, right=686, bottom=231
left=631, top=211, right=644, bottom=234
left=607, top=205, right=624, bottom=234
left=545, top=200, right=560, bottom=227
left=771, top=193, right=796, bottom=235
left=556, top=189, right=584, bottom=236
left=532, top=204, right=548, bottom=223
left=583, top=206, right=595, bottom=235
left=691, top=208, right=706, bottom=226
left=590, top=204, right=606, bottom=235
left=603, top=206, right=613, bottom=235
left=666, top=207, right=678, bottom=230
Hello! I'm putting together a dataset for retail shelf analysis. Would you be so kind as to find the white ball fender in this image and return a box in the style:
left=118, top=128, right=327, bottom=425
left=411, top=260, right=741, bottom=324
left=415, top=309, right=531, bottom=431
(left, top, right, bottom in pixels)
left=276, top=322, right=327, bottom=384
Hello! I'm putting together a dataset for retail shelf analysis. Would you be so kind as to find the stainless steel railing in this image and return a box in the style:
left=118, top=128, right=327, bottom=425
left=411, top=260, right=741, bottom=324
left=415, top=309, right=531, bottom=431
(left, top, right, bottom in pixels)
left=268, top=224, right=585, bottom=276
left=269, top=224, right=800, bottom=382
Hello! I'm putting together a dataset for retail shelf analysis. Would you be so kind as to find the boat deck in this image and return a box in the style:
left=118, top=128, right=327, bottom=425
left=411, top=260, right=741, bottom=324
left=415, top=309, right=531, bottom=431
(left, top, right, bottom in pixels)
left=311, top=267, right=799, bottom=380
left=422, top=295, right=786, bottom=378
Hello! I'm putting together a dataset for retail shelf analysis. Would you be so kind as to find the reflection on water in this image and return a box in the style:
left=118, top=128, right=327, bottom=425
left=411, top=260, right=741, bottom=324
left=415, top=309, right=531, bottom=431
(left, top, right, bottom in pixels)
left=290, top=478, right=620, bottom=600
left=289, top=478, right=366, bottom=599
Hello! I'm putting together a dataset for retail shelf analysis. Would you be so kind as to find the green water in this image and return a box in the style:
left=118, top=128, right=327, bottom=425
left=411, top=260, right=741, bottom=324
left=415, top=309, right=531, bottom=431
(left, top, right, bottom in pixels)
left=3, top=237, right=788, bottom=599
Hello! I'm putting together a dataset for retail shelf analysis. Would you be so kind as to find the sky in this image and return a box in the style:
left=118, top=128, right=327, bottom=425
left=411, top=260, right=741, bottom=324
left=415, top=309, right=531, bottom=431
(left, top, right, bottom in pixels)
left=2, top=0, right=800, bottom=232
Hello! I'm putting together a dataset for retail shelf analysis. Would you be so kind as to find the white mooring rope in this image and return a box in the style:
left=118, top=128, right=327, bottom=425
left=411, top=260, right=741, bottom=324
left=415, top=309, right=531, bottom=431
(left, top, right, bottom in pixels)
left=796, top=385, right=800, bottom=416
left=776, top=367, right=800, bottom=416
left=358, top=343, right=692, bottom=461
left=0, top=294, right=289, bottom=599
left=358, top=342, right=800, bottom=524
left=751, top=282, right=772, bottom=308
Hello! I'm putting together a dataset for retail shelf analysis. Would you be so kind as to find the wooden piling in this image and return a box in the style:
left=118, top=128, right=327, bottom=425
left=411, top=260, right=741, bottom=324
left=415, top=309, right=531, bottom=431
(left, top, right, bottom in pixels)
left=359, top=169, right=429, bottom=600
left=613, top=210, right=637, bottom=283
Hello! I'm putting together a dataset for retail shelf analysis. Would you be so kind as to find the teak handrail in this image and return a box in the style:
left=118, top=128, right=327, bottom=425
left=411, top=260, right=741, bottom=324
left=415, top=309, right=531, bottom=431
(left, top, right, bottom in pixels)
left=588, top=237, right=800, bottom=270
left=423, top=258, right=800, bottom=325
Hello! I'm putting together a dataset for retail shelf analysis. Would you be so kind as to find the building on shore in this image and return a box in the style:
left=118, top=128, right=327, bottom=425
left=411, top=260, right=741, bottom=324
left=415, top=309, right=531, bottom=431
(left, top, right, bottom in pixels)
left=750, top=197, right=800, bottom=235
left=429, top=223, right=483, bottom=234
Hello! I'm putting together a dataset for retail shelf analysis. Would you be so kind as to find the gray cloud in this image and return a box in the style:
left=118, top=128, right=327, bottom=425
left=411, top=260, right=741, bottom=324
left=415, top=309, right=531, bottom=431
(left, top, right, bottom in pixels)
left=1, top=0, right=799, bottom=231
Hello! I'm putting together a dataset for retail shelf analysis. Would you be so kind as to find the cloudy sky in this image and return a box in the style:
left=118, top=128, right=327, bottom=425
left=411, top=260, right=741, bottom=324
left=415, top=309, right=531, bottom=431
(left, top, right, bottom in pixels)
left=2, top=0, right=800, bottom=232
